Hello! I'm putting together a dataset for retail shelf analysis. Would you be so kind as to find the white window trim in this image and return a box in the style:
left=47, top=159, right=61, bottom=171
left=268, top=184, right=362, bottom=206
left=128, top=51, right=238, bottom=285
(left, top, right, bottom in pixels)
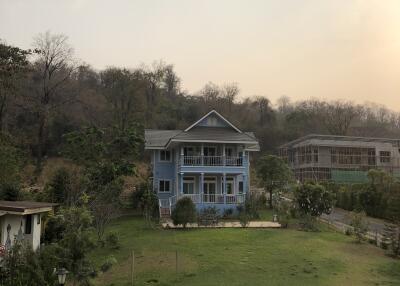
left=158, top=179, right=172, bottom=193
left=183, top=176, right=196, bottom=194
left=221, top=177, right=235, bottom=195
left=159, top=150, right=172, bottom=162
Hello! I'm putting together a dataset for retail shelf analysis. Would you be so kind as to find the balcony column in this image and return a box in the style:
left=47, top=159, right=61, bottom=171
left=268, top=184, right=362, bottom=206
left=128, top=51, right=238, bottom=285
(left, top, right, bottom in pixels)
left=201, top=143, right=204, bottom=165
left=180, top=172, right=184, bottom=196
left=222, top=144, right=226, bottom=166
left=243, top=174, right=248, bottom=195
left=180, top=146, right=184, bottom=165
left=223, top=173, right=227, bottom=204
left=200, top=172, right=204, bottom=203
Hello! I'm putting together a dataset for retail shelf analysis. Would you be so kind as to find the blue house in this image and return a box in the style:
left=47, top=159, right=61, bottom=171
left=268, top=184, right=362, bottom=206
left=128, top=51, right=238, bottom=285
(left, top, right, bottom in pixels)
left=145, top=110, right=260, bottom=217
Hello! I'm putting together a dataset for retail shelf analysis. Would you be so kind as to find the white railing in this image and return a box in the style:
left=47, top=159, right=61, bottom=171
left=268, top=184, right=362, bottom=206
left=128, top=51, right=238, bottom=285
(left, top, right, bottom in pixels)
left=202, top=194, right=224, bottom=204
left=181, top=156, right=243, bottom=166
left=169, top=195, right=177, bottom=206
left=181, top=193, right=202, bottom=203
left=225, top=194, right=245, bottom=204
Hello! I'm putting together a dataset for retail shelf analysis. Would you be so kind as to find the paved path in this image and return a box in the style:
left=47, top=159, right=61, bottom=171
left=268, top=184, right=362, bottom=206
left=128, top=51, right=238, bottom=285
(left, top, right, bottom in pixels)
left=322, top=208, right=387, bottom=234
left=162, top=220, right=281, bottom=229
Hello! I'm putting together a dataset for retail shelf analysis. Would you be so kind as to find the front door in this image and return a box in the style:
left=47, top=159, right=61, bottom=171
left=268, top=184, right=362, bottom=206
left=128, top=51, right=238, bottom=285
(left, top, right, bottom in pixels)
left=203, top=178, right=216, bottom=202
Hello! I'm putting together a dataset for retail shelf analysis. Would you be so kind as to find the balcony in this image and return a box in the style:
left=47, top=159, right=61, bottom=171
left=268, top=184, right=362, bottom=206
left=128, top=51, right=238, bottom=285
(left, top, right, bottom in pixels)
left=180, top=156, right=243, bottom=167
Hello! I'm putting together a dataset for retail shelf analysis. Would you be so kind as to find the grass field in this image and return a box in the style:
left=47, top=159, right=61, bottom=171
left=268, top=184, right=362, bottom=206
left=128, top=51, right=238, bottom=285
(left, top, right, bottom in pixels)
left=90, top=215, right=400, bottom=286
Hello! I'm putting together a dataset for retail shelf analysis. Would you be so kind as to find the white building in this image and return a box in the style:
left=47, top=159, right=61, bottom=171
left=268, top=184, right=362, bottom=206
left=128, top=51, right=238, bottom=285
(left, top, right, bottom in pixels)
left=0, top=201, right=57, bottom=252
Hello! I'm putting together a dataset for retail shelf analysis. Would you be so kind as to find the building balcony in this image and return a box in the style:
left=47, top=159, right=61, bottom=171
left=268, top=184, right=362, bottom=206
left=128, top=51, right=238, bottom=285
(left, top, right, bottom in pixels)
left=178, top=155, right=246, bottom=173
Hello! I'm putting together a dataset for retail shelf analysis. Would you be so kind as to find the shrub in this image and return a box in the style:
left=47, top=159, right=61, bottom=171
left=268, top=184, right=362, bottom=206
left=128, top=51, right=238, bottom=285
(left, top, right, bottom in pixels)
left=275, top=199, right=293, bottom=228
left=244, top=194, right=262, bottom=219
left=222, top=208, right=234, bottom=219
left=171, top=197, right=196, bottom=228
left=101, top=256, right=117, bottom=273
left=349, top=211, right=369, bottom=243
left=238, top=211, right=250, bottom=228
left=105, top=232, right=120, bottom=249
left=198, top=206, right=220, bottom=226
left=345, top=228, right=353, bottom=236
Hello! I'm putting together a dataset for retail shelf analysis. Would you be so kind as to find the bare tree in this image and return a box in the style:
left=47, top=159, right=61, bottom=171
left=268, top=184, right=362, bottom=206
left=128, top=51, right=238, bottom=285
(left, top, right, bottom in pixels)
left=254, top=96, right=273, bottom=126
left=100, top=67, right=145, bottom=131
left=322, top=101, right=360, bottom=135
left=199, top=82, right=221, bottom=110
left=31, top=31, right=77, bottom=168
left=221, top=82, right=239, bottom=114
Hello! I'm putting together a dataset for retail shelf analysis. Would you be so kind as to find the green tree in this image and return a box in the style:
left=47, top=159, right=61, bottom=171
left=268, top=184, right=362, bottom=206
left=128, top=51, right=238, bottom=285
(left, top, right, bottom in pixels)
left=0, top=42, right=31, bottom=132
left=0, top=133, right=22, bottom=199
left=256, top=155, right=292, bottom=208
left=382, top=189, right=400, bottom=257
left=58, top=206, right=95, bottom=286
left=171, top=197, right=197, bottom=228
left=294, top=182, right=334, bottom=230
left=64, top=125, right=143, bottom=241
left=46, top=167, right=72, bottom=204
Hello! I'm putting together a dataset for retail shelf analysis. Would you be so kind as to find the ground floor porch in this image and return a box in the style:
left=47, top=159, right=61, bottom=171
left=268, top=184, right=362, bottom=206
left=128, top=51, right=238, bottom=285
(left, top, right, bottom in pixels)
left=157, top=172, right=249, bottom=217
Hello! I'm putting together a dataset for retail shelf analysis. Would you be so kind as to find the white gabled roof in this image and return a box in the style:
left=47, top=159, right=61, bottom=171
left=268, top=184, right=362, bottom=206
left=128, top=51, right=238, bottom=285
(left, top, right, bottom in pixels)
left=184, top=110, right=242, bottom=133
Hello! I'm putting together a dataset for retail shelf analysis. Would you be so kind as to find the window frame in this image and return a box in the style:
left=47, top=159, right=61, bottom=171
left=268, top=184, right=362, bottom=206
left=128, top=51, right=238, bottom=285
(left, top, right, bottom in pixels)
left=379, top=151, right=391, bottom=163
left=159, top=150, right=172, bottom=162
left=221, top=177, right=235, bottom=195
left=183, top=176, right=196, bottom=195
left=158, top=179, right=172, bottom=193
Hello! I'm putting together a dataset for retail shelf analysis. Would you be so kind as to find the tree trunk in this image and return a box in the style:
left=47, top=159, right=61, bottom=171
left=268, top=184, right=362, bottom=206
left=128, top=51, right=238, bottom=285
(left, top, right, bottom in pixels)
left=36, top=111, right=47, bottom=171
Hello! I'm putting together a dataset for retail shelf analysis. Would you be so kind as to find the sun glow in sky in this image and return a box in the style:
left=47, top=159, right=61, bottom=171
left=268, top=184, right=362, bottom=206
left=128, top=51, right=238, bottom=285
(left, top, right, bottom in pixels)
left=1, top=0, right=400, bottom=109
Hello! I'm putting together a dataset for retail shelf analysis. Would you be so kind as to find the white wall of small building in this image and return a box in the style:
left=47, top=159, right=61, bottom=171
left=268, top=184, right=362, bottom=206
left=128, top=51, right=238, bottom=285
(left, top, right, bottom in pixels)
left=0, top=213, right=42, bottom=251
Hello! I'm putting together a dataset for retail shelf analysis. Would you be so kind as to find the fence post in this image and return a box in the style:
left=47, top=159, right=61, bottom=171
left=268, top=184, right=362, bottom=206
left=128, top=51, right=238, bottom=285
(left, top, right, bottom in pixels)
left=131, top=250, right=134, bottom=286
left=176, top=250, right=178, bottom=274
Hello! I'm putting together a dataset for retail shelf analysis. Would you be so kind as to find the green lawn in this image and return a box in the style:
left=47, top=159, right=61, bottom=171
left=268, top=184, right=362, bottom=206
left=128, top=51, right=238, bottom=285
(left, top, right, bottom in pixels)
left=90, top=216, right=400, bottom=286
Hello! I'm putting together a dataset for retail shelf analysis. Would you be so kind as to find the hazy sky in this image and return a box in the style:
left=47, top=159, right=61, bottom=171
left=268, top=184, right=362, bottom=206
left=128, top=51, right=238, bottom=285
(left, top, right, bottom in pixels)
left=1, top=0, right=400, bottom=109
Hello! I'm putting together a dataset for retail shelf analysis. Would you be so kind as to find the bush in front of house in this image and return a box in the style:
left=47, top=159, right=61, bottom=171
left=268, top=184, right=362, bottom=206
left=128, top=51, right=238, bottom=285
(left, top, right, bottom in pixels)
left=198, top=206, right=220, bottom=226
left=171, top=197, right=197, bottom=228
left=237, top=205, right=250, bottom=227
left=222, top=208, right=234, bottom=219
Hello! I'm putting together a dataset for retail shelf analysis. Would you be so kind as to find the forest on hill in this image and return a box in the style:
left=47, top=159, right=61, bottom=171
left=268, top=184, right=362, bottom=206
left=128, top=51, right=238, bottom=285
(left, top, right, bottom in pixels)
left=2, top=31, right=400, bottom=179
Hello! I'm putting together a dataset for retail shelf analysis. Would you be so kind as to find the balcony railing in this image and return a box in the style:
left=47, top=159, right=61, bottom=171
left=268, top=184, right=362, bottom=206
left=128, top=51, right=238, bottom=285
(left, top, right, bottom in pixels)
left=180, top=193, right=245, bottom=204
left=181, top=156, right=243, bottom=167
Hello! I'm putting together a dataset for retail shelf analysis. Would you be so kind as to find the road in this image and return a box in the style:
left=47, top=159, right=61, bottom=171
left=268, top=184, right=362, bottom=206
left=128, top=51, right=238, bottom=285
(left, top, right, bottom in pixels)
left=322, top=208, right=387, bottom=234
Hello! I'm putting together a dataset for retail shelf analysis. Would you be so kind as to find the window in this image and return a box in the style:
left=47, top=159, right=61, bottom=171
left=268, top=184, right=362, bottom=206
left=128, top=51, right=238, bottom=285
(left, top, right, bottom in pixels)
left=183, top=177, right=195, bottom=194
left=238, top=181, right=244, bottom=194
left=380, top=151, right=391, bottom=163
left=159, top=150, right=171, bottom=162
left=25, top=215, right=32, bottom=234
left=159, top=180, right=171, bottom=192
left=221, top=177, right=234, bottom=195
left=225, top=147, right=233, bottom=157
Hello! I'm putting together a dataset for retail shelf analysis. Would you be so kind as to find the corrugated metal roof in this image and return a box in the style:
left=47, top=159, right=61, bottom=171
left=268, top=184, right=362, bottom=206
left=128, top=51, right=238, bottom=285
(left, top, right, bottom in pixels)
left=280, top=134, right=400, bottom=148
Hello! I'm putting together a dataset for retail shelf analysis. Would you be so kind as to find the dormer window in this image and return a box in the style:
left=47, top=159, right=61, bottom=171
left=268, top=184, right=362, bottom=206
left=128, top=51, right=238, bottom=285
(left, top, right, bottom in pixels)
left=160, top=150, right=171, bottom=162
